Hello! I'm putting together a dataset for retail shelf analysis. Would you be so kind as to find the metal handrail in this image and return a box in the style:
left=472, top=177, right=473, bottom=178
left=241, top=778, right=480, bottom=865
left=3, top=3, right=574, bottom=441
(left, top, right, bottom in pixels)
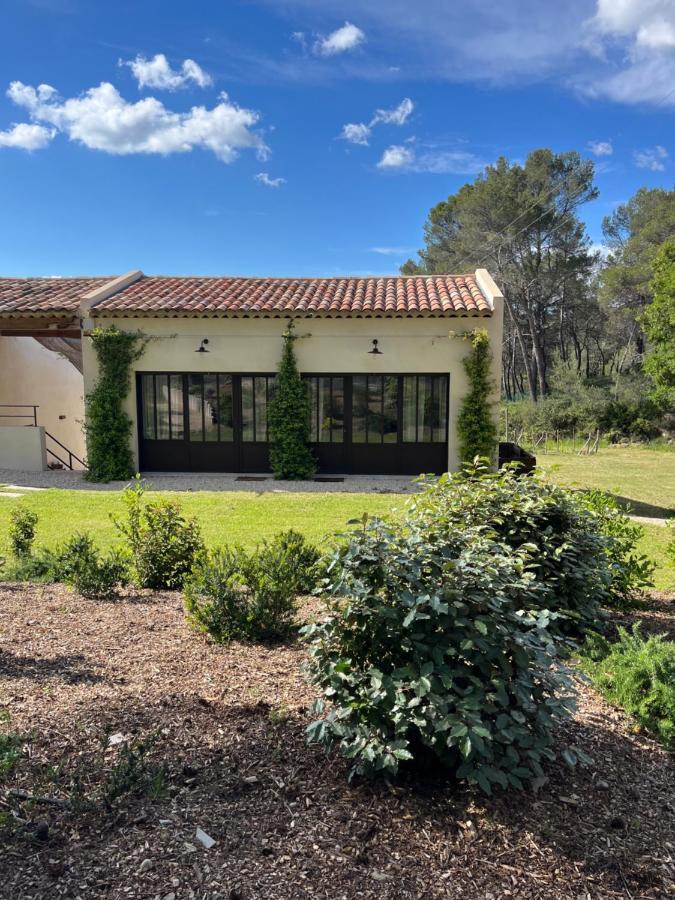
left=44, top=430, right=86, bottom=470
left=0, top=404, right=38, bottom=426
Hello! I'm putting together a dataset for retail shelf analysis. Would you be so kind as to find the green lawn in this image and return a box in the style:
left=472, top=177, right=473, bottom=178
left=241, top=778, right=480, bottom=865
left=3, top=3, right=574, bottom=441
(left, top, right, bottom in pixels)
left=0, top=489, right=406, bottom=557
left=537, top=445, right=675, bottom=517
left=0, top=444, right=672, bottom=590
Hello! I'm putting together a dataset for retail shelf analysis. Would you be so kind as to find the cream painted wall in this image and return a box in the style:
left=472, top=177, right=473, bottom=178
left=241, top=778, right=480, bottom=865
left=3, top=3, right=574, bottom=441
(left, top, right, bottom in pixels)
left=82, top=306, right=503, bottom=473
left=0, top=336, right=86, bottom=465
left=0, top=425, right=47, bottom=471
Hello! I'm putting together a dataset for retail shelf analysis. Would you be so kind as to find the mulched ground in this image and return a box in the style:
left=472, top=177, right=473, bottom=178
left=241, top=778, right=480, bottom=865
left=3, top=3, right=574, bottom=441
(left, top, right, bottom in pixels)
left=0, top=584, right=673, bottom=900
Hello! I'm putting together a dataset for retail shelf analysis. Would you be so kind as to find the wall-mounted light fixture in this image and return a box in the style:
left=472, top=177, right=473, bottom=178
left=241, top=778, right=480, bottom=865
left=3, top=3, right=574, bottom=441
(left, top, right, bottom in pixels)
left=368, top=339, right=383, bottom=355
left=195, top=338, right=210, bottom=353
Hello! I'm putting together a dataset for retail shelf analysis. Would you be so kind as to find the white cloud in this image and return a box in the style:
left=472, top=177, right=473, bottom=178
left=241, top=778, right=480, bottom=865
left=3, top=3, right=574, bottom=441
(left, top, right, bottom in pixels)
left=340, top=97, right=414, bottom=145
left=369, top=246, right=414, bottom=255
left=0, top=121, right=55, bottom=150
left=122, top=53, right=212, bottom=91
left=633, top=145, right=669, bottom=171
left=591, top=0, right=675, bottom=50
left=314, top=21, right=365, bottom=56
left=377, top=144, right=414, bottom=169
left=255, top=172, right=286, bottom=187
left=6, top=80, right=267, bottom=163
left=272, top=1, right=674, bottom=109
left=581, top=0, right=675, bottom=106
left=376, top=143, right=486, bottom=174
left=587, top=140, right=613, bottom=156
left=341, top=122, right=371, bottom=145
left=371, top=97, right=414, bottom=126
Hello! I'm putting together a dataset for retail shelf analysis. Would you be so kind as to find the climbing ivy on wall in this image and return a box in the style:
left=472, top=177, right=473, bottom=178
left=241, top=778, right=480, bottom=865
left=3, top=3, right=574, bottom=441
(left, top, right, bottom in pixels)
left=85, top=326, right=148, bottom=483
left=268, top=321, right=316, bottom=480
left=456, top=329, right=498, bottom=464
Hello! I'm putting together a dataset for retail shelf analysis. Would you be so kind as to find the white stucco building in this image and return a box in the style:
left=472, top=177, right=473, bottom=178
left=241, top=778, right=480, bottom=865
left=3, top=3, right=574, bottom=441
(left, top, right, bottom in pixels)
left=0, top=269, right=504, bottom=475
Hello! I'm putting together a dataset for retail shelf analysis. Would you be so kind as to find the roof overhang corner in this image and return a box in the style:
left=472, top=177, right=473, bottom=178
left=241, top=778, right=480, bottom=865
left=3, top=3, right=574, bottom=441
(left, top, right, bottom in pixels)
left=474, top=268, right=503, bottom=311
left=79, top=270, right=144, bottom=321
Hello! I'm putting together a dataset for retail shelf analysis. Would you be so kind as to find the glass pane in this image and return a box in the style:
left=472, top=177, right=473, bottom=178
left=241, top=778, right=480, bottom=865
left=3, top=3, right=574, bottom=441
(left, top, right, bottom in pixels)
left=318, top=376, right=331, bottom=443
left=169, top=375, right=184, bottom=440
left=203, top=374, right=219, bottom=442
left=383, top=376, right=398, bottom=443
left=188, top=375, right=204, bottom=442
left=367, top=376, right=383, bottom=444
left=254, top=377, right=268, bottom=441
left=331, top=377, right=344, bottom=443
left=306, top=377, right=318, bottom=442
left=218, top=375, right=234, bottom=442
left=241, top=376, right=254, bottom=442
left=402, top=377, right=416, bottom=443
left=352, top=376, right=367, bottom=443
left=433, top=378, right=448, bottom=442
left=418, top=376, right=433, bottom=442
left=141, top=375, right=155, bottom=440
left=155, top=375, right=170, bottom=440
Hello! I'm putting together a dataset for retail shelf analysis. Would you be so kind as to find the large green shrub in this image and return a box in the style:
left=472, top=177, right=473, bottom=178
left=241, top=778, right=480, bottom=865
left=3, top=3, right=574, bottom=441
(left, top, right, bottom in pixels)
left=408, top=465, right=619, bottom=637
left=85, top=326, right=147, bottom=482
left=9, top=506, right=38, bottom=558
left=456, top=329, right=497, bottom=463
left=580, top=491, right=655, bottom=605
left=268, top=321, right=315, bottom=480
left=113, top=479, right=204, bottom=589
left=304, top=516, right=576, bottom=790
left=580, top=626, right=675, bottom=749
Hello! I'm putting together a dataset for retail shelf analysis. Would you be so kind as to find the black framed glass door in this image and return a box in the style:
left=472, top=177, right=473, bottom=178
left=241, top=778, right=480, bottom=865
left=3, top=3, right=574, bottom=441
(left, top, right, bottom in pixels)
left=138, top=372, right=449, bottom=475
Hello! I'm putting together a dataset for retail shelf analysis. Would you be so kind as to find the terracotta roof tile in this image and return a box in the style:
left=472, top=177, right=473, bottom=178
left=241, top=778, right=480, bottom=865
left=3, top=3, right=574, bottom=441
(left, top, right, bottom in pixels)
left=94, top=274, right=492, bottom=318
left=0, top=277, right=108, bottom=315
left=0, top=273, right=494, bottom=318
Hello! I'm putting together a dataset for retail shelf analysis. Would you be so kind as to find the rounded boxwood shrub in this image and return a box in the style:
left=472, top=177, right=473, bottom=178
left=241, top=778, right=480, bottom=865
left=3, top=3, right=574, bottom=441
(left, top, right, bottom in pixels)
left=304, top=516, right=577, bottom=792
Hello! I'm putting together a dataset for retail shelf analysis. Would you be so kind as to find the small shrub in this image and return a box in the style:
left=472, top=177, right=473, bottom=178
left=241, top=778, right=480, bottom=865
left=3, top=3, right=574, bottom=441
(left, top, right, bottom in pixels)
left=184, top=531, right=311, bottom=643
left=263, top=530, right=320, bottom=594
left=114, top=478, right=204, bottom=589
left=580, top=626, right=675, bottom=749
left=184, top=547, right=248, bottom=642
left=304, top=516, right=576, bottom=791
left=580, top=490, right=655, bottom=605
left=9, top=506, right=38, bottom=558
left=5, top=546, right=61, bottom=583
left=57, top=533, right=128, bottom=599
left=240, top=537, right=302, bottom=640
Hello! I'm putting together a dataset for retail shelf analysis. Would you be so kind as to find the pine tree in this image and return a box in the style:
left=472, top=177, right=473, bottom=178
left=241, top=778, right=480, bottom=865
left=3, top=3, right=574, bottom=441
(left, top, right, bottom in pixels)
left=268, top=321, right=316, bottom=479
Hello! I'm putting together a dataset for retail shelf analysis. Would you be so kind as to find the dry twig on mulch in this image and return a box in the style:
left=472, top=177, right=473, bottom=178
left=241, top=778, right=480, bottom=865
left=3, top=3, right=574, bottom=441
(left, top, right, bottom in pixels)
left=0, top=583, right=673, bottom=899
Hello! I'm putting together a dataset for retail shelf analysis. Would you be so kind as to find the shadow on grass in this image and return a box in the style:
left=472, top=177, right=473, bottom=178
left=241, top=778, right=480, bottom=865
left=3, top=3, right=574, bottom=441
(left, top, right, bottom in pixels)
left=610, top=495, right=674, bottom=520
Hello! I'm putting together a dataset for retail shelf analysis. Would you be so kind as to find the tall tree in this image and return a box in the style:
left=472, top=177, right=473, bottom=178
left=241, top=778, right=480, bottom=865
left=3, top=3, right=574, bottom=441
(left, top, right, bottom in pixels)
left=641, top=238, right=675, bottom=410
left=600, top=188, right=675, bottom=367
left=403, top=149, right=598, bottom=400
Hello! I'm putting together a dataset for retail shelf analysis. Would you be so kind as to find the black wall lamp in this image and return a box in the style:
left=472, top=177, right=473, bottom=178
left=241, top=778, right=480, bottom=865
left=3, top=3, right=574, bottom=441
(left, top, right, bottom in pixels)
left=195, top=338, right=210, bottom=353
left=368, top=339, right=383, bottom=355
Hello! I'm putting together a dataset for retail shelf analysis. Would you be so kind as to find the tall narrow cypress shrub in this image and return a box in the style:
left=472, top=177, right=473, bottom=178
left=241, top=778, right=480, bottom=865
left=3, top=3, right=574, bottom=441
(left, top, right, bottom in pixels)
left=457, top=329, right=498, bottom=464
left=268, top=321, right=315, bottom=480
left=85, top=326, right=147, bottom=483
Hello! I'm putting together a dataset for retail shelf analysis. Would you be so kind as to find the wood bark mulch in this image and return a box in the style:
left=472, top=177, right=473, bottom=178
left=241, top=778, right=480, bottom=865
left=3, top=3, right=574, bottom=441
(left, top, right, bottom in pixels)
left=0, top=583, right=673, bottom=899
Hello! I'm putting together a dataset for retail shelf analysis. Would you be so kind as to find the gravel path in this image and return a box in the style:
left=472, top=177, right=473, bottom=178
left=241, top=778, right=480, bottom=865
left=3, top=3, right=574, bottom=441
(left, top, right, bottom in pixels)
left=0, top=469, right=419, bottom=494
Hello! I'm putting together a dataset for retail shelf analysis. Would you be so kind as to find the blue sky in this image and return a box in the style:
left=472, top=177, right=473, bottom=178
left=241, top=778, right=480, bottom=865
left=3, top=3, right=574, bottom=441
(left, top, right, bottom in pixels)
left=0, top=0, right=673, bottom=277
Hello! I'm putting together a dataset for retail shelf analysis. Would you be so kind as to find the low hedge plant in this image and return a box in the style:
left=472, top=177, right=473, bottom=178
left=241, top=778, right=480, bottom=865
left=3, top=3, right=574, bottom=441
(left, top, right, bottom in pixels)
left=580, top=625, right=675, bottom=749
